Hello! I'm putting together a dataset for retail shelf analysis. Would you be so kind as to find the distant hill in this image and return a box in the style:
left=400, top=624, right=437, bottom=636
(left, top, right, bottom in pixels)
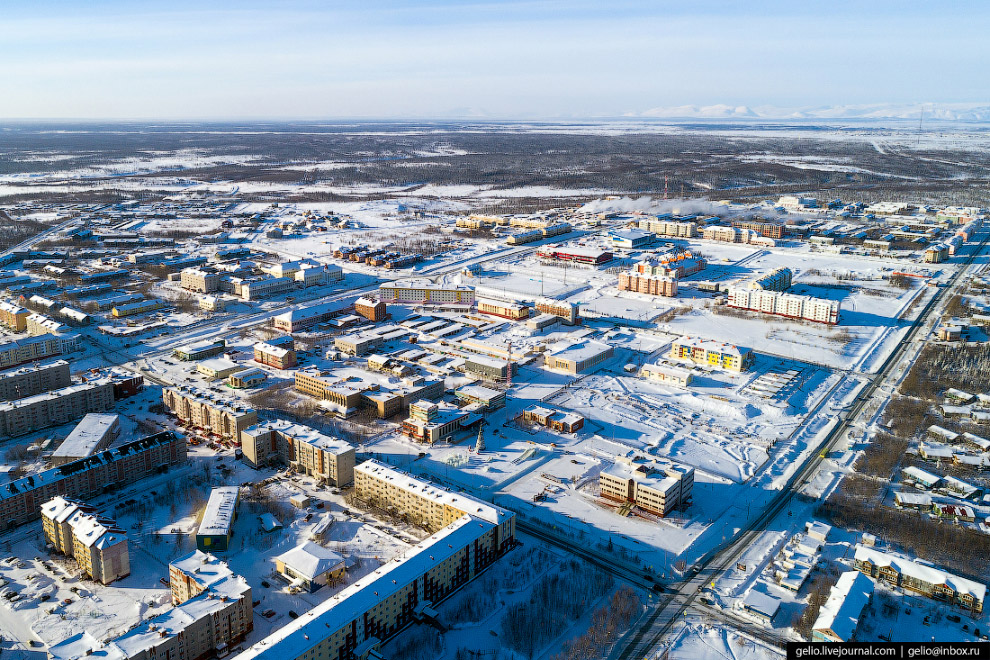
left=633, top=103, right=990, bottom=121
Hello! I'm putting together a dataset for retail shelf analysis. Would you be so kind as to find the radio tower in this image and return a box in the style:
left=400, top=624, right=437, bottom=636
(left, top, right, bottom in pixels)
left=664, top=174, right=669, bottom=200
left=505, top=341, right=512, bottom=389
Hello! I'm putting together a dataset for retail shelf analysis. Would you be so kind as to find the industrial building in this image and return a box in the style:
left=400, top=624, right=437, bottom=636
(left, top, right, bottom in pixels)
left=197, top=486, right=239, bottom=553
left=41, top=497, right=130, bottom=585
left=240, top=419, right=356, bottom=485
left=599, top=453, right=695, bottom=517
left=162, top=386, right=258, bottom=439
left=669, top=337, right=753, bottom=372
left=0, top=431, right=186, bottom=529
left=0, top=359, right=71, bottom=402
left=0, top=380, right=115, bottom=437
left=535, top=246, right=613, bottom=266
left=609, top=228, right=655, bottom=249
left=52, top=413, right=121, bottom=465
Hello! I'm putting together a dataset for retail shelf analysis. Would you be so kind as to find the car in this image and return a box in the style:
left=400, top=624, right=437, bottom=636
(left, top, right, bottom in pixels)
left=288, top=610, right=299, bottom=619
left=40, top=593, right=51, bottom=601
left=63, top=598, right=73, bottom=605
left=262, top=609, right=276, bottom=618
left=30, top=640, right=44, bottom=648
left=948, top=614, right=962, bottom=623
left=261, top=580, right=271, bottom=588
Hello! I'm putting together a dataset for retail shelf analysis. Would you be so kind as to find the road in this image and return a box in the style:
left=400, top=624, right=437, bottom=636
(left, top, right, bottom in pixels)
left=607, top=228, right=990, bottom=659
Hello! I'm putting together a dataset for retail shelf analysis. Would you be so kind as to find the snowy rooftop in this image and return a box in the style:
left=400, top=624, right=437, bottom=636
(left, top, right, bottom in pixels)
left=356, top=460, right=510, bottom=526
left=198, top=357, right=241, bottom=372
left=275, top=541, right=344, bottom=581
left=241, top=420, right=353, bottom=456
left=854, top=545, right=986, bottom=602
left=0, top=380, right=112, bottom=413
left=170, top=550, right=236, bottom=589
left=233, top=515, right=492, bottom=660
left=254, top=341, right=291, bottom=358
left=812, top=571, right=874, bottom=641
left=546, top=339, right=612, bottom=362
left=198, top=487, right=240, bottom=537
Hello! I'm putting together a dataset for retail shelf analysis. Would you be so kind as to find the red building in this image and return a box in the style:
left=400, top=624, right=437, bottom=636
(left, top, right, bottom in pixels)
left=354, top=297, right=387, bottom=322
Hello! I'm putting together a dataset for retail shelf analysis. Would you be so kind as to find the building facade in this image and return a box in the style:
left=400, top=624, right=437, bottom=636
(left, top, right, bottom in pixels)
left=240, top=420, right=356, bottom=486
left=670, top=337, right=753, bottom=372
left=0, top=359, right=71, bottom=402
left=41, top=497, right=130, bottom=584
left=599, top=454, right=695, bottom=517
left=0, top=380, right=115, bottom=437
left=0, top=432, right=186, bottom=529
left=162, top=386, right=258, bottom=439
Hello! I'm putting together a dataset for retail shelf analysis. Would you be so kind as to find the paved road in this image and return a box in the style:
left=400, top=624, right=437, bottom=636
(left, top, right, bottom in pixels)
left=609, top=229, right=990, bottom=659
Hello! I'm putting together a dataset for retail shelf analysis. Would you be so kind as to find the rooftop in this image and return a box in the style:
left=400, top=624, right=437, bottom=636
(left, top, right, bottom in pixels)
left=275, top=541, right=344, bottom=581
left=199, top=487, right=240, bottom=537
left=52, top=414, right=119, bottom=460
left=356, top=460, right=510, bottom=526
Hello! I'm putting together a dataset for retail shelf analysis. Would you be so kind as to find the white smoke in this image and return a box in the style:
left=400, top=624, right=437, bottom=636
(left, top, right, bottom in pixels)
left=578, top=196, right=795, bottom=221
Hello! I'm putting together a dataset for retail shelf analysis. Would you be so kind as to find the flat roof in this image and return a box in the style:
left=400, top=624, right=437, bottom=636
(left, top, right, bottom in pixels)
left=854, top=545, right=986, bottom=602
left=356, top=460, right=509, bottom=525
left=233, top=515, right=492, bottom=660
left=242, top=420, right=353, bottom=456
left=170, top=550, right=236, bottom=589
left=199, top=487, right=240, bottom=538
left=52, top=414, right=119, bottom=459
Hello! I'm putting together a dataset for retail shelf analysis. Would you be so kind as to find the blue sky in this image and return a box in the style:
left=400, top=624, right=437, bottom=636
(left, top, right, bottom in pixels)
left=1, top=0, right=987, bottom=119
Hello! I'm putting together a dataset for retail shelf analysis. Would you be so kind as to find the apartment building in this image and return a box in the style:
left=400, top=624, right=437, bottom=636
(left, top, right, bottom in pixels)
left=745, top=267, right=793, bottom=292
left=702, top=225, right=776, bottom=246
left=0, top=432, right=186, bottom=529
left=254, top=341, right=297, bottom=369
left=25, top=312, right=67, bottom=336
left=162, top=386, right=258, bottom=439
left=599, top=453, right=695, bottom=517
left=379, top=281, right=475, bottom=306
left=925, top=244, right=949, bottom=264
left=545, top=340, right=614, bottom=375
left=271, top=300, right=350, bottom=332
left=52, top=413, right=121, bottom=465
left=853, top=545, right=985, bottom=613
left=0, top=380, right=115, bottom=437
left=168, top=549, right=237, bottom=604
left=41, top=497, right=130, bottom=584
left=362, top=377, right=444, bottom=419
left=731, top=219, right=785, bottom=239
left=0, top=301, right=30, bottom=332
left=535, top=297, right=578, bottom=324
left=462, top=354, right=513, bottom=382
left=639, top=362, right=694, bottom=387
left=354, top=296, right=387, bottom=321
left=197, top=487, right=239, bottom=553
left=50, top=564, right=252, bottom=660
left=638, top=217, right=698, bottom=238
left=632, top=253, right=706, bottom=279
left=229, top=513, right=508, bottom=660
left=240, top=419, right=356, bottom=485
left=726, top=288, right=840, bottom=325
left=617, top=271, right=678, bottom=297
left=0, top=359, right=71, bottom=401
left=173, top=338, right=226, bottom=361
left=180, top=267, right=222, bottom=293
left=355, top=460, right=515, bottom=540
left=670, top=336, right=753, bottom=372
